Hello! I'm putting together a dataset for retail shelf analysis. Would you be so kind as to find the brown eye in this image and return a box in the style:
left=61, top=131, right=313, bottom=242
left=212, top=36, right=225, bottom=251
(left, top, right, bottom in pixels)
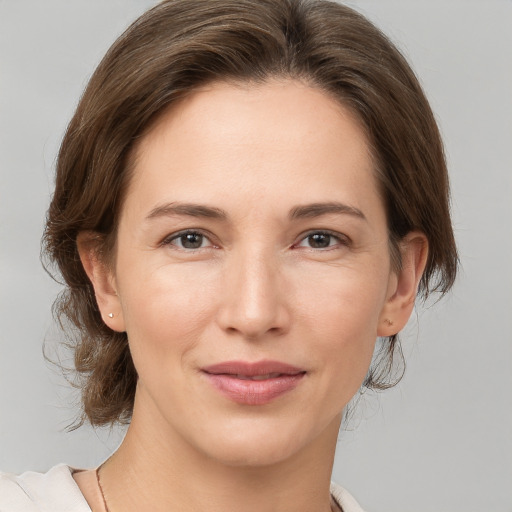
left=307, top=233, right=332, bottom=248
left=166, top=231, right=211, bottom=250
left=180, top=233, right=204, bottom=249
left=296, top=231, right=348, bottom=250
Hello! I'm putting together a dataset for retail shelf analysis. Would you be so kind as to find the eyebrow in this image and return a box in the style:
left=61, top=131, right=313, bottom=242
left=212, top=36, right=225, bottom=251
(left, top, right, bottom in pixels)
left=146, top=202, right=227, bottom=221
left=145, top=201, right=366, bottom=222
left=289, top=202, right=366, bottom=221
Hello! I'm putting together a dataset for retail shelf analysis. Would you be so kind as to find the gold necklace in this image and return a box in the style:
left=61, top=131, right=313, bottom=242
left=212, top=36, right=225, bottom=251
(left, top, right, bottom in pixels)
left=96, top=465, right=110, bottom=512
left=96, top=464, right=341, bottom=512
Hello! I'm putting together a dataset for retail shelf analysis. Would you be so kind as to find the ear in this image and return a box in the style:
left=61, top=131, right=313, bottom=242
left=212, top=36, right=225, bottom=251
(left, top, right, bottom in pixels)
left=377, top=231, right=429, bottom=337
left=77, top=231, right=125, bottom=332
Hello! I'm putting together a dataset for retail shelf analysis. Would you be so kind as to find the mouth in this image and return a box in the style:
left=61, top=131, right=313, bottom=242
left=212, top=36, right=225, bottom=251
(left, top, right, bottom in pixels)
left=229, top=373, right=288, bottom=381
left=201, top=360, right=306, bottom=405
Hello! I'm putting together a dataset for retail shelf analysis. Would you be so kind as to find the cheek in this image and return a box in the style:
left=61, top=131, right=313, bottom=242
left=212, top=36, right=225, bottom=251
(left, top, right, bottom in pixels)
left=295, top=264, right=388, bottom=383
left=116, top=262, right=219, bottom=370
left=297, top=261, right=388, bottom=336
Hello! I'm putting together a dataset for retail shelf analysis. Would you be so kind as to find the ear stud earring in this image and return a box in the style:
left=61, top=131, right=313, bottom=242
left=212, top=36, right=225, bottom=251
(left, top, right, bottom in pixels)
left=108, top=313, right=114, bottom=318
left=384, top=318, right=393, bottom=326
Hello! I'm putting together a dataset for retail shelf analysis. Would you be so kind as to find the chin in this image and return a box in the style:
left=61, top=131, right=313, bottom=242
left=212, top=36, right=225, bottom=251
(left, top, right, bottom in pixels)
left=203, top=436, right=300, bottom=468
left=193, top=414, right=338, bottom=469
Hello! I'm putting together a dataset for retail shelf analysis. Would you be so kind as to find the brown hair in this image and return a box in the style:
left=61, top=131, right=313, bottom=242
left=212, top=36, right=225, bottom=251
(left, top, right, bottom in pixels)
left=43, top=0, right=458, bottom=427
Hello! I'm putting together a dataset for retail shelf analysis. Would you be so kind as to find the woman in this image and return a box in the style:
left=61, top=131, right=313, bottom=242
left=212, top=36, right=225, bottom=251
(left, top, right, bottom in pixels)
left=0, top=0, right=457, bottom=510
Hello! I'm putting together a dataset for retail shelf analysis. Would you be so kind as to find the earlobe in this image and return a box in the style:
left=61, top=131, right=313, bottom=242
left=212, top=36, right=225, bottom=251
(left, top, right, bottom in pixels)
left=77, top=231, right=125, bottom=332
left=377, top=231, right=428, bottom=337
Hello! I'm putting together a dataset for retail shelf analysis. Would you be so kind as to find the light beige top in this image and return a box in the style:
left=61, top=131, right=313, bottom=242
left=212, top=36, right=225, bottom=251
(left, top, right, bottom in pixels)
left=0, top=464, right=365, bottom=512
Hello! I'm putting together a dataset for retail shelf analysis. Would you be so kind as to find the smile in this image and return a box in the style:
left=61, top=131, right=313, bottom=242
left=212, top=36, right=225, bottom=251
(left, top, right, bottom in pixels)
left=233, top=373, right=283, bottom=380
left=201, top=360, right=306, bottom=405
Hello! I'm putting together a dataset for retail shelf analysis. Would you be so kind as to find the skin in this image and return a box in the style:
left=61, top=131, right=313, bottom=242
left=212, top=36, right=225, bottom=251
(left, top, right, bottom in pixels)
left=78, top=79, right=428, bottom=512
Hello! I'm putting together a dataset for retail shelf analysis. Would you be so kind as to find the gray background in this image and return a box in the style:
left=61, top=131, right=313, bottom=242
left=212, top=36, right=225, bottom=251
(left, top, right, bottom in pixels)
left=1, top=1, right=511, bottom=511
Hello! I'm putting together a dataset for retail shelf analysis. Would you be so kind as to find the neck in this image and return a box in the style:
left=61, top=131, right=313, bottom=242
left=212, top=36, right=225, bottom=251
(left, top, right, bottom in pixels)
left=100, top=389, right=341, bottom=512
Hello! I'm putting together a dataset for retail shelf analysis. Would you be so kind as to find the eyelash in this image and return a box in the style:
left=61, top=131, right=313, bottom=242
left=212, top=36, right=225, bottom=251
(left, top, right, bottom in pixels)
left=161, top=229, right=217, bottom=250
left=161, top=229, right=350, bottom=252
left=293, top=230, right=350, bottom=251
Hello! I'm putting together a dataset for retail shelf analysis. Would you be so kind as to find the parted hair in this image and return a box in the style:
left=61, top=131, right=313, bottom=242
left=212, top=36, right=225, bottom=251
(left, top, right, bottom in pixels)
left=43, top=0, right=458, bottom=427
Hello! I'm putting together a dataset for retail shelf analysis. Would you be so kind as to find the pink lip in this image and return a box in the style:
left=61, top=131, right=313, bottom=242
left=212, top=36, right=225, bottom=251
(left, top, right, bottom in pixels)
left=201, top=360, right=306, bottom=405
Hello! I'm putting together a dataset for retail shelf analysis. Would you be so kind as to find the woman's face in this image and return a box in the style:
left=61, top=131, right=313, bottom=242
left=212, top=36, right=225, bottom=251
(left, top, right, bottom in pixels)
left=108, top=80, right=399, bottom=466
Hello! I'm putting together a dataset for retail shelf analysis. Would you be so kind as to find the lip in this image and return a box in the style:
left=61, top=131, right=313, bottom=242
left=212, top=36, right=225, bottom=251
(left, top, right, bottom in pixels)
left=201, top=360, right=306, bottom=405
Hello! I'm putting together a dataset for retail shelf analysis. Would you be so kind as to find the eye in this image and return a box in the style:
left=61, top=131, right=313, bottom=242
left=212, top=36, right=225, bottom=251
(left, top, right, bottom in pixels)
left=163, top=230, right=214, bottom=250
left=295, top=231, right=348, bottom=250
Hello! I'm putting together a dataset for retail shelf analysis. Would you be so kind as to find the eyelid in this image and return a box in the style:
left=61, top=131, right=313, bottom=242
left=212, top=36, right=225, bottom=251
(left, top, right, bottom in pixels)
left=293, top=229, right=351, bottom=249
left=159, top=228, right=349, bottom=251
left=160, top=229, right=218, bottom=249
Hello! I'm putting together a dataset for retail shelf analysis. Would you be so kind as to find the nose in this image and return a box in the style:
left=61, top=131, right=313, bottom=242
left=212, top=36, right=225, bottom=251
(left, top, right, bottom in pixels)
left=216, top=248, right=291, bottom=340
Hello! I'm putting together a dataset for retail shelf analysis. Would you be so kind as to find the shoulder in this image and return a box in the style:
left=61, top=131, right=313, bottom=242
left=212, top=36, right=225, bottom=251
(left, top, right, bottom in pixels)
left=330, top=481, right=366, bottom=512
left=0, top=467, right=362, bottom=512
left=0, top=464, right=91, bottom=512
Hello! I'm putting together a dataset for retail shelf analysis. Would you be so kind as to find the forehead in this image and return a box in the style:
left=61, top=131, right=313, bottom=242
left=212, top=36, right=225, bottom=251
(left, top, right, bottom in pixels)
left=137, top=79, right=371, bottom=161
left=125, top=79, right=381, bottom=221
